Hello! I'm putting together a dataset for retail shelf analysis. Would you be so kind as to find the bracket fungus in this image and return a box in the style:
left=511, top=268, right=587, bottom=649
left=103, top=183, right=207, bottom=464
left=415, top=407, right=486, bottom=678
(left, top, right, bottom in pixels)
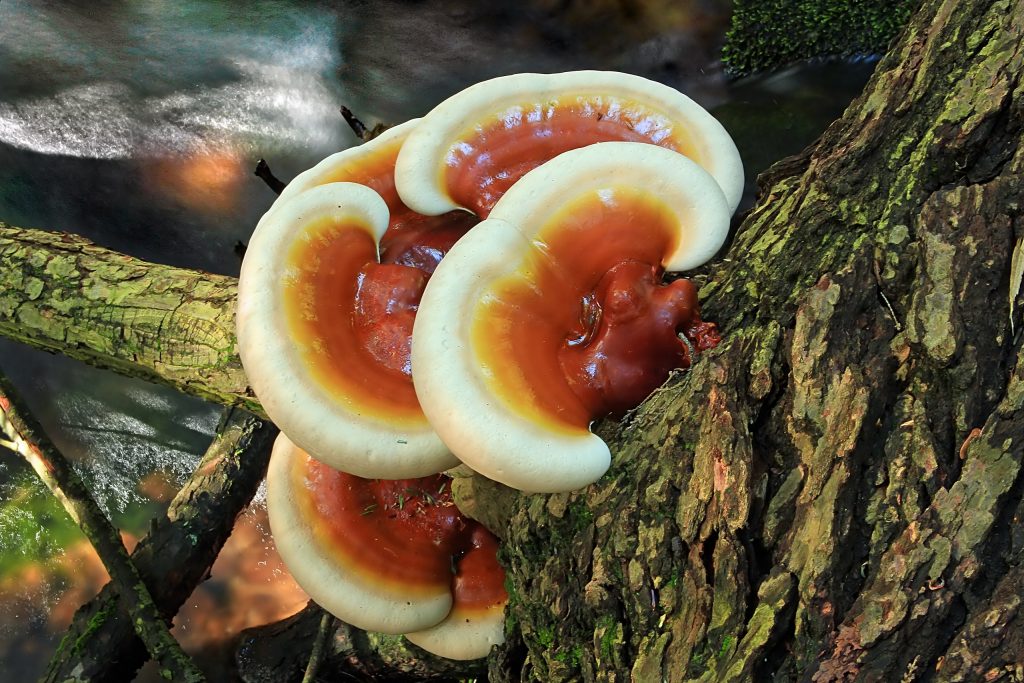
left=267, top=433, right=507, bottom=659
left=394, top=70, right=744, bottom=219
left=411, top=142, right=731, bottom=493
left=265, top=119, right=477, bottom=273
left=238, top=122, right=476, bottom=478
left=244, top=72, right=740, bottom=660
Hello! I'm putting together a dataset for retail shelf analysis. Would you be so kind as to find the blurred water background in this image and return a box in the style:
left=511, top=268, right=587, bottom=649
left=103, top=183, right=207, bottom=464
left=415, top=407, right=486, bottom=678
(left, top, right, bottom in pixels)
left=0, top=0, right=875, bottom=678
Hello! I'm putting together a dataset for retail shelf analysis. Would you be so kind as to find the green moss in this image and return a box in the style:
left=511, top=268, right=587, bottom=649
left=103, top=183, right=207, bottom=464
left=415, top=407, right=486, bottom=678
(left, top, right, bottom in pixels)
left=717, top=635, right=735, bottom=659
left=537, top=625, right=555, bottom=648
left=596, top=616, right=619, bottom=660
left=690, top=644, right=709, bottom=668
left=723, top=0, right=916, bottom=75
left=574, top=502, right=594, bottom=526
left=553, top=644, right=584, bottom=667
left=367, top=632, right=412, bottom=660
left=73, top=601, right=117, bottom=654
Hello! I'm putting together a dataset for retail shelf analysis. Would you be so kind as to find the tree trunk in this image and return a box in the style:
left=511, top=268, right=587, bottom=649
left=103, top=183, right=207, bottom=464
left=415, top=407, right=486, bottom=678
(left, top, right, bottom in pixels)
left=1, top=0, right=1022, bottom=680
left=484, top=0, right=1024, bottom=680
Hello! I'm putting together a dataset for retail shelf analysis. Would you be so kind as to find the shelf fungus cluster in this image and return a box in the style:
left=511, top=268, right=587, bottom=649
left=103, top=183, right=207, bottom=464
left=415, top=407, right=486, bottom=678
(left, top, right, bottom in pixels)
left=237, top=70, right=741, bottom=659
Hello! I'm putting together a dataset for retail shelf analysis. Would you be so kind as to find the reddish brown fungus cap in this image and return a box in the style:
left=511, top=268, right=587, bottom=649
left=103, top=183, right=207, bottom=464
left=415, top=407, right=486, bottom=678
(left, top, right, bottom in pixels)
left=266, top=433, right=456, bottom=633
left=268, top=433, right=507, bottom=656
left=238, top=181, right=458, bottom=478
left=412, top=143, right=731, bottom=493
left=239, top=119, right=478, bottom=478
left=405, top=524, right=508, bottom=660
left=395, top=70, right=744, bottom=218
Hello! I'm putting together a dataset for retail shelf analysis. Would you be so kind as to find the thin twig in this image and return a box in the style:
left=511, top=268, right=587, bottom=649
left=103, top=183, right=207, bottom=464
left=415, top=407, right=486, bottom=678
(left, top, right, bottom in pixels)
left=0, top=371, right=204, bottom=682
left=340, top=106, right=369, bottom=140
left=301, top=606, right=337, bottom=683
left=873, top=258, right=903, bottom=331
left=254, top=158, right=287, bottom=195
left=340, top=106, right=389, bottom=141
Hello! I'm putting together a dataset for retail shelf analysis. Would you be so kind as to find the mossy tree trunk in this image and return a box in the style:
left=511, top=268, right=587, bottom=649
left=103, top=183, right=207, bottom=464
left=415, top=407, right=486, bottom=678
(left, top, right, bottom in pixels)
left=488, top=0, right=1024, bottom=680
left=1, top=0, right=1022, bottom=680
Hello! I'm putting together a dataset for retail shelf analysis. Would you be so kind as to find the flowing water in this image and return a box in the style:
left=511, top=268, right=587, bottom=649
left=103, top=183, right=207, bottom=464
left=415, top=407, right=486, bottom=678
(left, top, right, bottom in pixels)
left=0, top=0, right=875, bottom=678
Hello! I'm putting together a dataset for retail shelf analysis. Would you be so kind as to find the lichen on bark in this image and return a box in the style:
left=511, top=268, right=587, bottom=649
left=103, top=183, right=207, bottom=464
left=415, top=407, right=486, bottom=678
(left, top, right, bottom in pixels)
left=0, top=225, right=260, bottom=414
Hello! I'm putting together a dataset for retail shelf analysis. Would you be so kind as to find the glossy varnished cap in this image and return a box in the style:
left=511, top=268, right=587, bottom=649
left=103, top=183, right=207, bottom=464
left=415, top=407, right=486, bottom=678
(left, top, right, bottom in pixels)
left=406, top=524, right=508, bottom=660
left=266, top=433, right=454, bottom=634
left=411, top=143, right=731, bottom=492
left=238, top=182, right=457, bottom=478
left=394, top=70, right=743, bottom=217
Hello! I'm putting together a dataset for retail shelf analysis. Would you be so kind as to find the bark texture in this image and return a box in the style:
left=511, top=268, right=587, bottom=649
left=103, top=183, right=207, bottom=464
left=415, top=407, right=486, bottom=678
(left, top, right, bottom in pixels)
left=482, top=0, right=1024, bottom=680
left=0, top=225, right=260, bottom=414
left=1, top=0, right=1022, bottom=680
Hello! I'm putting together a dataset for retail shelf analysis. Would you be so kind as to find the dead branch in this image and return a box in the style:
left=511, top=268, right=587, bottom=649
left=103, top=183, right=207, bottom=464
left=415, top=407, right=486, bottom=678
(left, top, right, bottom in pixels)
left=0, top=371, right=204, bottom=682
left=43, top=407, right=277, bottom=682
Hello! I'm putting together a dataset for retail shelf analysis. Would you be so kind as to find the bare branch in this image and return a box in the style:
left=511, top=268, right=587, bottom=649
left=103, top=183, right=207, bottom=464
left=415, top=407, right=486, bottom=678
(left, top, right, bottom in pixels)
left=0, top=371, right=204, bottom=682
left=254, top=158, right=287, bottom=196
left=340, top=105, right=369, bottom=140
left=44, top=407, right=277, bottom=682
left=301, top=606, right=337, bottom=683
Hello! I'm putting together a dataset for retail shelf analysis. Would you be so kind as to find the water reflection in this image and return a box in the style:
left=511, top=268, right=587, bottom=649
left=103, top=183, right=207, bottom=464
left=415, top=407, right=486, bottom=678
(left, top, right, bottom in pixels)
left=0, top=0, right=874, bottom=678
left=144, top=150, right=247, bottom=214
left=0, top=1, right=347, bottom=159
left=157, top=506, right=308, bottom=681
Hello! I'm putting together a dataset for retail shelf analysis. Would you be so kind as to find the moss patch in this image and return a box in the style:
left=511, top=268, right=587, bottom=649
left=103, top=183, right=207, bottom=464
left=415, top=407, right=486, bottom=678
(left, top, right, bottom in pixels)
left=723, top=0, right=917, bottom=75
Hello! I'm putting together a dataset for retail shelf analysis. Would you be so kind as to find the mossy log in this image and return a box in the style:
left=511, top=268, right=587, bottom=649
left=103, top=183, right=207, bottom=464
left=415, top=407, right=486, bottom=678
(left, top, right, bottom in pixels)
left=1, top=0, right=1023, bottom=680
left=0, top=226, right=260, bottom=414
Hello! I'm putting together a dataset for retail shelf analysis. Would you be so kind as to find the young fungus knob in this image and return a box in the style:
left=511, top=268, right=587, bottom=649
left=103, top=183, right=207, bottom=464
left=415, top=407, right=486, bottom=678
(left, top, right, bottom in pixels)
left=411, top=142, right=731, bottom=493
left=237, top=181, right=457, bottom=478
left=267, top=433, right=508, bottom=656
left=394, top=70, right=743, bottom=219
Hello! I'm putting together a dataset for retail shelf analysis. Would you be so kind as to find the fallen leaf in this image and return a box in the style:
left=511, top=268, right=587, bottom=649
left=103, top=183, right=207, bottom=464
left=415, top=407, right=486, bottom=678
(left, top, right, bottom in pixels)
left=1010, top=237, right=1023, bottom=334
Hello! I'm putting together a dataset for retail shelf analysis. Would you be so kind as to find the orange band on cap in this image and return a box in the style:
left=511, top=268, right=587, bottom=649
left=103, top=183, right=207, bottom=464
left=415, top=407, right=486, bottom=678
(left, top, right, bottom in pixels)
left=445, top=96, right=695, bottom=217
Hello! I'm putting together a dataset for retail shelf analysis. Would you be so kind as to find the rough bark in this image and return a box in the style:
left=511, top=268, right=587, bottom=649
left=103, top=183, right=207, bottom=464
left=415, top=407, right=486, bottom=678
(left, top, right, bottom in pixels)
left=1, top=0, right=1022, bottom=680
left=0, top=225, right=260, bottom=414
left=43, top=408, right=277, bottom=682
left=484, top=0, right=1024, bottom=680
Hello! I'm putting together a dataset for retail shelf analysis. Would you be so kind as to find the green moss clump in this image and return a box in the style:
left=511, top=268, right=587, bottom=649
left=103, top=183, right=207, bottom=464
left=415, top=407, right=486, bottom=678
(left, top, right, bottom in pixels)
left=722, top=0, right=917, bottom=75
